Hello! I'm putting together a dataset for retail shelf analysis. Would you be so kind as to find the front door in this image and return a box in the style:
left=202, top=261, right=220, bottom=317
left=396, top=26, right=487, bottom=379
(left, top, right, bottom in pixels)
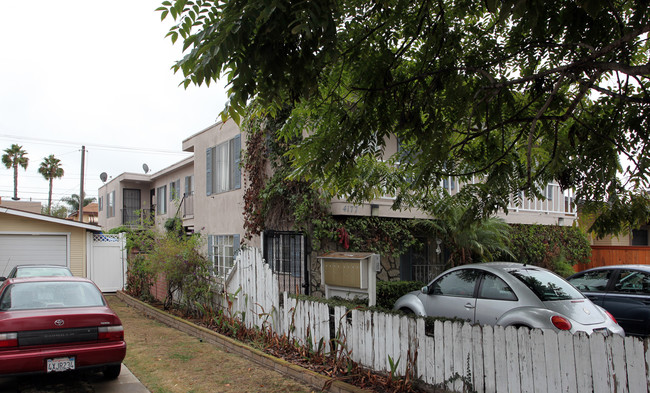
left=122, top=189, right=141, bottom=225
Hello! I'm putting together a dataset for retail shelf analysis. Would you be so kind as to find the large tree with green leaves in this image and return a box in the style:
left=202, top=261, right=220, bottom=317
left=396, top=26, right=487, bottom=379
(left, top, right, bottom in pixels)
left=160, top=0, right=650, bottom=236
left=38, top=155, right=64, bottom=215
left=2, top=144, right=29, bottom=200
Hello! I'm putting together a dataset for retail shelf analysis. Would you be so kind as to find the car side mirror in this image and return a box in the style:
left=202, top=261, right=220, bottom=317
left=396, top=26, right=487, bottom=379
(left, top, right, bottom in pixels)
left=421, top=286, right=429, bottom=294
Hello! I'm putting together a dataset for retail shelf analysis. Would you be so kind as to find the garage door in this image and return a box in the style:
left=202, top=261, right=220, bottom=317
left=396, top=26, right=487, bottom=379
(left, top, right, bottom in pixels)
left=0, top=234, right=67, bottom=277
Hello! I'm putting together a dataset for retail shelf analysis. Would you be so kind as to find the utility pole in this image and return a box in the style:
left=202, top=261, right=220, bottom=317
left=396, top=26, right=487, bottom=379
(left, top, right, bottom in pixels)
left=79, top=146, right=85, bottom=222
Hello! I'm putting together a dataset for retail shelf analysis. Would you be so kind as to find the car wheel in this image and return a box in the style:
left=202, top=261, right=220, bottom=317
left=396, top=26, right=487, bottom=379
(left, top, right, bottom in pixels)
left=103, top=364, right=121, bottom=380
left=400, top=308, right=415, bottom=315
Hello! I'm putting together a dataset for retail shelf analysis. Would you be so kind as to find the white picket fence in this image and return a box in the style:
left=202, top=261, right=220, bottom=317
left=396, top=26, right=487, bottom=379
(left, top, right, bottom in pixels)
left=225, top=248, right=650, bottom=393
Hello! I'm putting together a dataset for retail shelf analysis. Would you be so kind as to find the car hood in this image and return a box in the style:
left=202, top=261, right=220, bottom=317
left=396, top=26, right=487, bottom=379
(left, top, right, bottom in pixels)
left=543, top=299, right=605, bottom=325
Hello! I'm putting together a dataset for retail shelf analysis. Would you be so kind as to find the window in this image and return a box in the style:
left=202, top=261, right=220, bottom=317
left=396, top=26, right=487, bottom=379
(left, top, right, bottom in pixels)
left=170, top=179, right=180, bottom=201
left=510, top=268, right=583, bottom=301
left=430, top=269, right=480, bottom=297
left=156, top=185, right=167, bottom=215
left=613, top=270, right=650, bottom=295
left=184, top=175, right=194, bottom=196
left=567, top=269, right=612, bottom=292
left=208, top=234, right=240, bottom=277
left=264, top=232, right=304, bottom=276
left=479, top=273, right=517, bottom=301
left=442, top=178, right=455, bottom=191
left=206, top=135, right=241, bottom=195
left=98, top=196, right=103, bottom=212
left=632, top=229, right=648, bottom=246
left=106, top=191, right=115, bottom=218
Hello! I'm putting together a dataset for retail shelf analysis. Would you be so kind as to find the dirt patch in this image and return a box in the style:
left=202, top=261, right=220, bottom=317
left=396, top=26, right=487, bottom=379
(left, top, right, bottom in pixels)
left=108, top=296, right=315, bottom=393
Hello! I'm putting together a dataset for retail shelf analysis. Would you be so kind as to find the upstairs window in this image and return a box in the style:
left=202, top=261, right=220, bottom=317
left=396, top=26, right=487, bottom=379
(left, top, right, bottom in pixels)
left=106, top=191, right=115, bottom=218
left=184, top=175, right=194, bottom=196
left=170, top=179, right=181, bottom=201
left=157, top=185, right=167, bottom=215
left=206, top=134, right=241, bottom=195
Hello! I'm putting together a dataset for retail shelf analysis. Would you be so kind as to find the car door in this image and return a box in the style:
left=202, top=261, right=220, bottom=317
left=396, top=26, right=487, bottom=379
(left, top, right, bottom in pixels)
left=601, top=269, right=650, bottom=336
left=422, top=268, right=480, bottom=323
left=474, top=272, right=519, bottom=326
left=567, top=269, right=614, bottom=306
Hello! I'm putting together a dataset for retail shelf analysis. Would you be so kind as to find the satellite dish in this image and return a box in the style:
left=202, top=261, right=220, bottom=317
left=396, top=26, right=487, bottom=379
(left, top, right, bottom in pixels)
left=100, top=172, right=108, bottom=182
left=143, top=163, right=149, bottom=174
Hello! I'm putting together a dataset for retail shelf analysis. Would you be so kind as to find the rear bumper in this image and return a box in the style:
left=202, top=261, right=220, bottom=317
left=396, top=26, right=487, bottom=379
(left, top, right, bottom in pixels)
left=0, top=341, right=126, bottom=376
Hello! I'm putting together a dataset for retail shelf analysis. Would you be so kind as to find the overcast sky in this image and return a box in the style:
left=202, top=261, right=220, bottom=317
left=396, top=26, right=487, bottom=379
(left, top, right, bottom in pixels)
left=0, top=1, right=228, bottom=209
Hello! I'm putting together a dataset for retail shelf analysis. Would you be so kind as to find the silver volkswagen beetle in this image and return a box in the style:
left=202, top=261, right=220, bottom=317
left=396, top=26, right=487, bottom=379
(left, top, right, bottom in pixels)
left=393, top=262, right=624, bottom=335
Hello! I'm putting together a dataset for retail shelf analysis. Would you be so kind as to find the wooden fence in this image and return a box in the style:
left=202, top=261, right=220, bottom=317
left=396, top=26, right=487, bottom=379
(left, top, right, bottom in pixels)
left=225, top=248, right=650, bottom=393
left=574, top=246, right=650, bottom=272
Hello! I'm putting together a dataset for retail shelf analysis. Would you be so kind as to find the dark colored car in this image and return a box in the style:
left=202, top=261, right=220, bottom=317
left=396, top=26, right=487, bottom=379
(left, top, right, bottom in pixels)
left=0, top=264, right=73, bottom=282
left=567, top=265, right=650, bottom=336
left=393, top=262, right=623, bottom=335
left=0, top=276, right=126, bottom=378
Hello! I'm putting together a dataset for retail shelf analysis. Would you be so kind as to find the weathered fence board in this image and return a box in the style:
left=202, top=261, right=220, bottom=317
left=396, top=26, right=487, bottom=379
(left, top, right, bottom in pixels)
left=493, top=326, right=508, bottom=393
left=624, top=336, right=648, bottom=393
left=542, top=329, right=561, bottom=393
left=505, top=326, right=521, bottom=393
left=530, top=329, right=547, bottom=393
left=471, top=325, right=484, bottom=393
left=482, top=326, right=496, bottom=393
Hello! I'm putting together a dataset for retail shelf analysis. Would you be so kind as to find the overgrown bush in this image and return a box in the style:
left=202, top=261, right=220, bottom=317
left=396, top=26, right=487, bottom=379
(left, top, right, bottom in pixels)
left=502, top=224, right=591, bottom=275
left=125, top=252, right=154, bottom=301
left=376, top=280, right=425, bottom=310
left=115, top=220, right=214, bottom=311
left=146, top=222, right=212, bottom=311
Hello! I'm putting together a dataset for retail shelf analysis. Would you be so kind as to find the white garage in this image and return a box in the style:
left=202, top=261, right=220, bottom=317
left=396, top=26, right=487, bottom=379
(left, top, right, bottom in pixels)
left=0, top=206, right=101, bottom=279
left=0, top=233, right=69, bottom=276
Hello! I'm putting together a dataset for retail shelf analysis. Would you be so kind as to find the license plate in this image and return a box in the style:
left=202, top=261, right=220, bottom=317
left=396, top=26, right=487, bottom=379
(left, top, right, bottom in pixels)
left=47, top=357, right=75, bottom=373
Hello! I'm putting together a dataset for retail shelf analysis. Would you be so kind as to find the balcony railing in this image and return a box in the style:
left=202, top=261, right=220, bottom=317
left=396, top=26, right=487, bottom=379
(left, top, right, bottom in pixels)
left=440, top=177, right=577, bottom=216
left=121, top=209, right=154, bottom=227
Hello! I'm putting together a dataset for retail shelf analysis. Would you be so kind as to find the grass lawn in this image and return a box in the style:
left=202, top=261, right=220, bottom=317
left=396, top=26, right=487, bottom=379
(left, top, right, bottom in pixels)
left=108, top=296, right=315, bottom=393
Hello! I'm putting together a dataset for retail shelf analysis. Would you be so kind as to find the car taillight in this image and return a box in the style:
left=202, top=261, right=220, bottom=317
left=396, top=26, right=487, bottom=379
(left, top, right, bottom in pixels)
left=98, top=326, right=124, bottom=341
left=551, top=316, right=572, bottom=331
left=0, top=333, right=18, bottom=348
left=605, top=310, right=618, bottom=324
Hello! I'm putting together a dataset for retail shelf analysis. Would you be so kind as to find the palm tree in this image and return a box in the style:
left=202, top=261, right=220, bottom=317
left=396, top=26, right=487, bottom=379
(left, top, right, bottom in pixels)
left=426, top=196, right=514, bottom=267
left=61, top=193, right=96, bottom=214
left=2, top=144, right=29, bottom=200
left=38, top=155, right=64, bottom=215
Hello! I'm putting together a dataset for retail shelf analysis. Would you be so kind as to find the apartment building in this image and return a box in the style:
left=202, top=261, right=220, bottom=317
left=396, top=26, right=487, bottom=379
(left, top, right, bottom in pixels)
left=99, top=119, right=579, bottom=296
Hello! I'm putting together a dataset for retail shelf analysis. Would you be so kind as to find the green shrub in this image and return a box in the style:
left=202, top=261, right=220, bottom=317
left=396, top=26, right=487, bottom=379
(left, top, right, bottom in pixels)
left=497, top=224, right=590, bottom=275
left=376, top=280, right=425, bottom=310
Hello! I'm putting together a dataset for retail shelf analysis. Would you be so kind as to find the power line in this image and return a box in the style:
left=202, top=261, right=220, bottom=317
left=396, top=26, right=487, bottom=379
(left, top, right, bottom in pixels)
left=0, top=134, right=191, bottom=156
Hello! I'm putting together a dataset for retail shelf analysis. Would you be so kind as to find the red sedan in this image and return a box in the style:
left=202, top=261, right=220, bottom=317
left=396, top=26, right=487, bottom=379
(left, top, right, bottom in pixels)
left=0, top=276, right=126, bottom=378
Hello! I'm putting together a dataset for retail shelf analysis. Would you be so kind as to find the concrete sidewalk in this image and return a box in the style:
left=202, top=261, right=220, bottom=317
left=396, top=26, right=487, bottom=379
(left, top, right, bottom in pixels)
left=91, top=364, right=150, bottom=393
left=0, top=364, right=149, bottom=393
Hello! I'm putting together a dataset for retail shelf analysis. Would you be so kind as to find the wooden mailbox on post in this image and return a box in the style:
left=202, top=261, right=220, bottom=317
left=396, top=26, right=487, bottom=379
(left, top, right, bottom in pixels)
left=319, top=252, right=380, bottom=306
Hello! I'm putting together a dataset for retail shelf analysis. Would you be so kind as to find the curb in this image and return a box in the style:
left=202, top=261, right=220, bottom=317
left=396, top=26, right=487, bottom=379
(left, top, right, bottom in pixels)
left=116, top=291, right=372, bottom=393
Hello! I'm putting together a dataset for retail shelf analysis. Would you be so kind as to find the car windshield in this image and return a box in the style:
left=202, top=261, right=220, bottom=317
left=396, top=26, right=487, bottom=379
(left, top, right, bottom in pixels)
left=14, top=267, right=72, bottom=278
left=0, top=281, right=105, bottom=311
left=509, top=268, right=584, bottom=301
